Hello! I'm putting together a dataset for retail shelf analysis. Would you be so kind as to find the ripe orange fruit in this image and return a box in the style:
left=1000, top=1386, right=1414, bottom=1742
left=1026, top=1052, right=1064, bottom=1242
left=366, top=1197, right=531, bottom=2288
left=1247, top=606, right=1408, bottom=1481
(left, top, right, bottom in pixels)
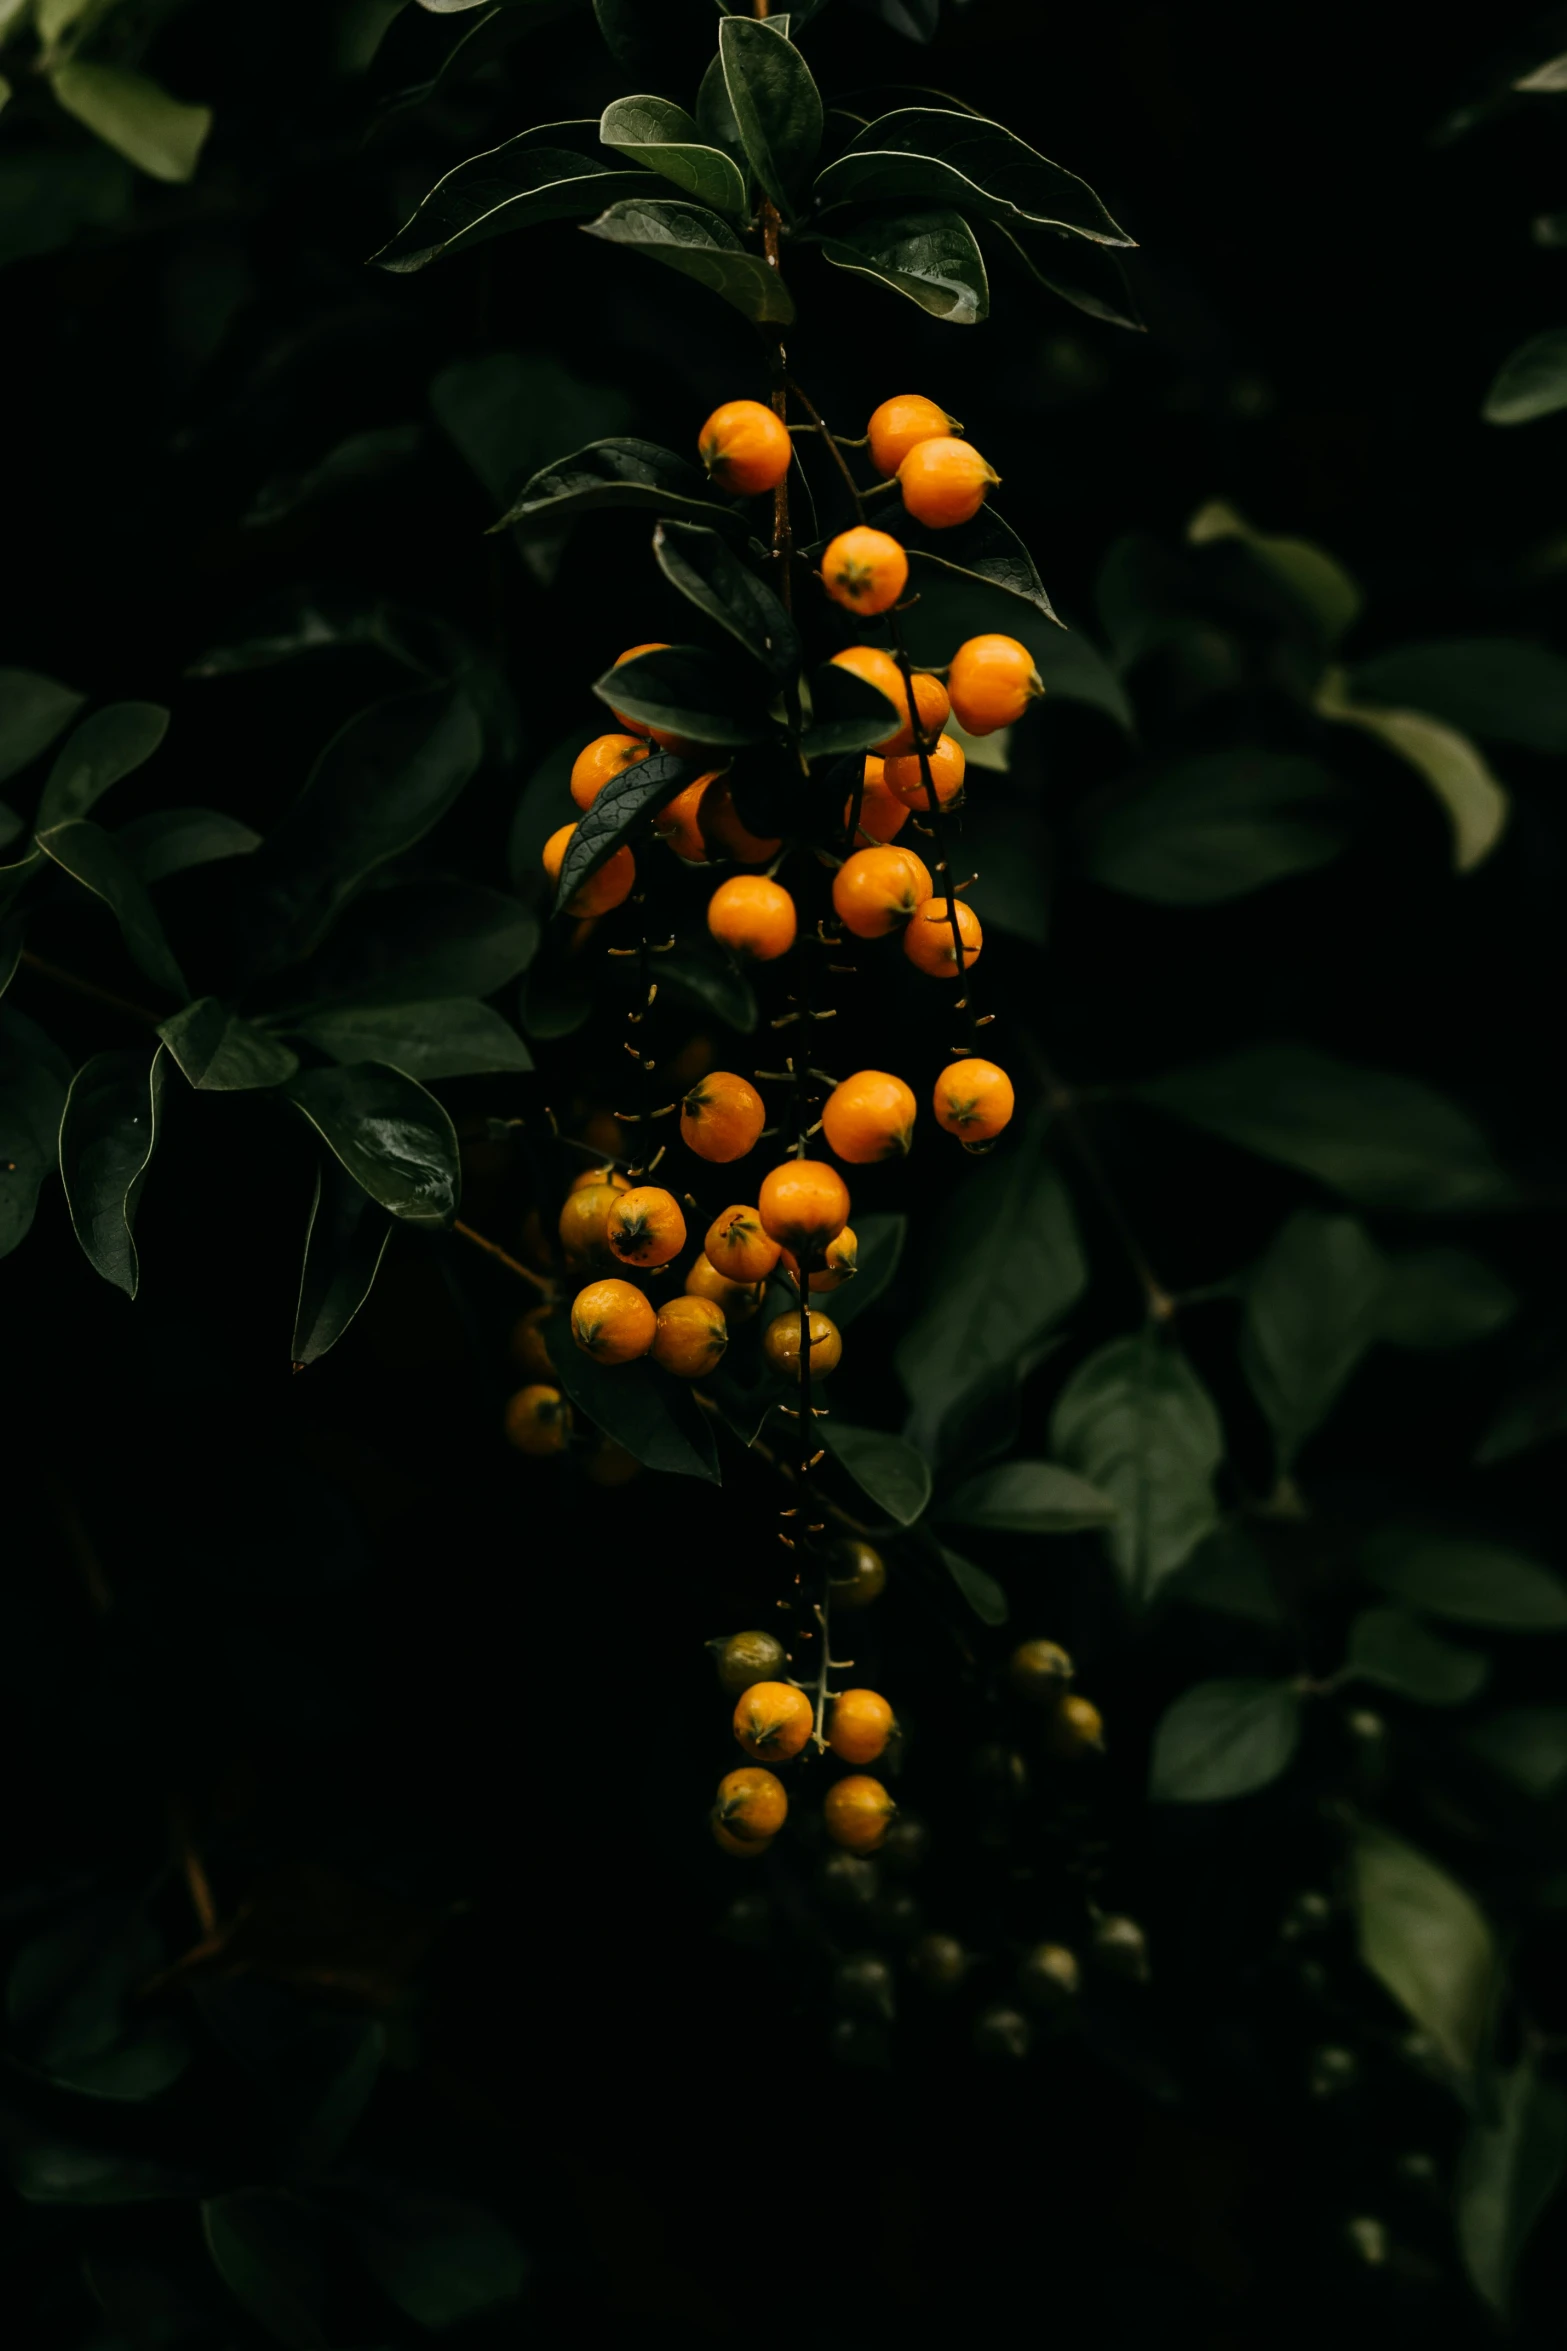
left=542, top=823, right=636, bottom=918
left=509, top=1304, right=555, bottom=1381
left=733, top=1680, right=814, bottom=1762
left=570, top=732, right=650, bottom=810
left=758, top=1159, right=850, bottom=1253
left=1046, top=1694, right=1105, bottom=1758
left=1008, top=1640, right=1075, bottom=1700
left=652, top=1293, right=728, bottom=1377
left=762, top=1308, right=842, bottom=1377
left=653, top=776, right=714, bottom=863
left=705, top=1205, right=781, bottom=1285
left=827, top=1539, right=886, bottom=1610
left=829, top=646, right=949, bottom=757
left=824, top=1773, right=895, bottom=1851
left=946, top=634, right=1044, bottom=735
left=867, top=393, right=959, bottom=479
left=831, top=844, right=933, bottom=938
left=685, top=1252, right=764, bottom=1320
left=568, top=1162, right=630, bottom=1196
left=608, top=641, right=684, bottom=748
left=845, top=756, right=909, bottom=845
left=607, top=1185, right=687, bottom=1269
left=904, top=895, right=983, bottom=978
left=557, top=1180, right=622, bottom=1266
left=828, top=1689, right=894, bottom=1766
left=934, top=1058, right=1015, bottom=1143
left=712, top=1818, right=772, bottom=1859
left=570, top=1277, right=656, bottom=1365
left=503, top=1383, right=571, bottom=1455
left=781, top=1225, right=857, bottom=1293
left=699, top=778, right=781, bottom=864
left=820, top=525, right=909, bottom=617
left=715, top=1630, right=788, bottom=1698
left=716, top=1765, right=789, bottom=1840
left=897, top=436, right=999, bottom=528
left=821, top=1070, right=917, bottom=1163
left=680, top=1072, right=765, bottom=1164
left=883, top=732, right=966, bottom=811
left=699, top=398, right=792, bottom=496
left=707, top=874, right=796, bottom=961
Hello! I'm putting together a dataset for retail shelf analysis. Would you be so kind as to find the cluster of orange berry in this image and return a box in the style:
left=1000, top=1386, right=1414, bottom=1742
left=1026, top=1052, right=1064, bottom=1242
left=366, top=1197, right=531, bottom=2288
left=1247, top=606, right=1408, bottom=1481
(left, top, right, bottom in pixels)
left=708, top=1606, right=896, bottom=1862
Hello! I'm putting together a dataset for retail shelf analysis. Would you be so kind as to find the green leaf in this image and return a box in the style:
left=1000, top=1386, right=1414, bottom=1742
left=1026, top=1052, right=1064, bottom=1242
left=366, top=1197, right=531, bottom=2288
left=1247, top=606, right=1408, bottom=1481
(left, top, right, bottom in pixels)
left=116, top=807, right=262, bottom=885
left=299, top=880, right=537, bottom=1006
left=1477, top=1363, right=1567, bottom=1467
left=584, top=197, right=796, bottom=325
left=1351, top=1820, right=1499, bottom=2076
left=1347, top=1608, right=1490, bottom=1706
left=1377, top=1248, right=1516, bottom=1349
left=244, top=423, right=422, bottom=529
left=1080, top=751, right=1349, bottom=905
left=292, top=1158, right=394, bottom=1367
left=372, top=122, right=651, bottom=270
left=1515, top=50, right=1567, bottom=90
left=0, top=669, right=86, bottom=786
left=814, top=108, right=1132, bottom=245
left=550, top=746, right=694, bottom=915
left=942, top=1460, right=1117, bottom=1534
left=816, top=207, right=989, bottom=323
left=354, top=2197, right=527, bottom=2329
left=1364, top=1532, right=1567, bottom=1630
left=36, top=701, right=169, bottom=829
left=1484, top=330, right=1567, bottom=425
left=0, top=141, right=133, bottom=272
left=157, top=998, right=298, bottom=1091
left=659, top=942, right=758, bottom=1033
left=1464, top=1709, right=1567, bottom=1799
left=1349, top=640, right=1567, bottom=754
left=599, top=94, right=748, bottom=218
left=825, top=1210, right=905, bottom=1332
left=719, top=15, right=823, bottom=214
left=593, top=647, right=773, bottom=749
left=546, top=1310, right=720, bottom=1482
left=1050, top=1331, right=1224, bottom=1605
left=994, top=221, right=1142, bottom=330
left=493, top=434, right=735, bottom=537
left=825, top=1422, right=932, bottom=1525
left=957, top=798, right=1049, bottom=944
left=7, top=1900, right=189, bottom=2104
left=695, top=51, right=746, bottom=165
left=1241, top=1210, right=1385, bottom=1468
left=0, top=805, right=20, bottom=854
left=51, top=63, right=212, bottom=184
left=652, top=521, right=800, bottom=677
left=1187, top=500, right=1361, bottom=645
left=1458, top=2061, right=1567, bottom=2317
left=803, top=658, right=903, bottom=757
left=0, top=1007, right=70, bottom=1258
left=1317, top=668, right=1507, bottom=875
left=938, top=1538, right=1008, bottom=1625
left=58, top=1046, right=168, bottom=1296
left=287, top=1063, right=459, bottom=1224
left=203, top=2192, right=327, bottom=2351
left=295, top=997, right=531, bottom=1081
left=1168, top=1524, right=1285, bottom=1625
left=431, top=350, right=633, bottom=512
left=1135, top=1044, right=1515, bottom=1213
left=0, top=912, right=20, bottom=998
left=899, top=505, right=1060, bottom=624
left=7, top=2130, right=201, bottom=2204
left=36, top=820, right=188, bottom=1000
left=1149, top=1678, right=1302, bottom=1802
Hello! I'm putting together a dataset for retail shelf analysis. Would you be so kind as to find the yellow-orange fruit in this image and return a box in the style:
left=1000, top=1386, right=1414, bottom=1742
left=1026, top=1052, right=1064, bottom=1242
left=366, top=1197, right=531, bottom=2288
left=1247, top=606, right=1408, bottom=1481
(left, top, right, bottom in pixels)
left=946, top=634, right=1044, bottom=736
left=503, top=1384, right=571, bottom=1456
left=897, top=436, right=999, bottom=529
left=867, top=393, right=959, bottom=479
left=652, top=1293, right=728, bottom=1377
left=699, top=398, right=792, bottom=496
left=824, top=1774, right=895, bottom=1851
left=606, top=1185, right=687, bottom=1269
left=653, top=776, right=714, bottom=862
left=680, top=1072, right=765, bottom=1164
left=570, top=732, right=649, bottom=810
left=829, top=646, right=949, bottom=757
left=821, top=1070, right=917, bottom=1164
left=733, top=1680, right=814, bottom=1763
left=933, top=1058, right=1015, bottom=1143
left=705, top=1206, right=782, bottom=1285
left=699, top=778, right=781, bottom=865
left=883, top=732, right=966, bottom=811
left=762, top=1308, right=842, bottom=1378
left=557, top=1180, right=622, bottom=1267
left=570, top=1277, right=656, bottom=1364
left=758, top=1159, right=850, bottom=1253
left=509, top=1304, right=555, bottom=1381
left=686, top=1252, right=765, bottom=1321
left=821, top=526, right=908, bottom=617
left=904, top=895, right=983, bottom=978
left=831, top=844, right=933, bottom=939
left=827, top=1689, right=895, bottom=1766
left=542, top=823, right=636, bottom=918
left=716, top=1765, right=788, bottom=1841
left=707, top=874, right=796, bottom=961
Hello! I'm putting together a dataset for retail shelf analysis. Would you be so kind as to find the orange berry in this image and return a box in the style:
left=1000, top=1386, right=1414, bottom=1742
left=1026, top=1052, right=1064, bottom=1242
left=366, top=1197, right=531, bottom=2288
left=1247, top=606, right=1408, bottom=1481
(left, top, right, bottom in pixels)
left=845, top=756, right=909, bottom=845
left=821, top=525, right=909, bottom=618
left=758, top=1159, right=850, bottom=1254
left=821, top=1070, right=917, bottom=1164
left=653, top=776, right=714, bottom=863
left=608, top=641, right=685, bottom=748
left=828, top=1688, right=895, bottom=1766
left=883, top=732, right=966, bottom=811
left=829, top=646, right=949, bottom=756
left=705, top=1205, right=782, bottom=1285
left=904, top=895, right=983, bottom=978
left=716, top=1765, right=789, bottom=1841
left=681, top=1071, right=765, bottom=1165
left=897, top=436, right=999, bottom=529
left=827, top=1539, right=886, bottom=1610
left=557, top=1181, right=622, bottom=1266
left=1008, top=1640, right=1075, bottom=1700
left=685, top=1251, right=764, bottom=1320
left=712, top=1818, right=771, bottom=1859
left=571, top=1277, right=656, bottom=1364
left=708, top=874, right=797, bottom=961
left=699, top=398, right=793, bottom=496
left=570, top=732, right=650, bottom=811
left=700, top=778, right=781, bottom=864
left=503, top=1383, right=571, bottom=1456
left=607, top=1185, right=687, bottom=1269
left=542, top=822, right=636, bottom=918
left=568, top=1162, right=630, bottom=1196
left=867, top=393, right=959, bottom=479
left=733, top=1680, right=814, bottom=1763
left=781, top=1225, right=857, bottom=1293
left=762, top=1308, right=842, bottom=1377
left=509, top=1303, right=555, bottom=1381
left=824, top=1773, right=895, bottom=1852
left=933, top=1058, right=1015, bottom=1144
left=1046, top=1694, right=1105, bottom=1759
left=831, top=844, right=933, bottom=939
left=652, top=1293, right=728, bottom=1377
left=946, top=634, right=1044, bottom=736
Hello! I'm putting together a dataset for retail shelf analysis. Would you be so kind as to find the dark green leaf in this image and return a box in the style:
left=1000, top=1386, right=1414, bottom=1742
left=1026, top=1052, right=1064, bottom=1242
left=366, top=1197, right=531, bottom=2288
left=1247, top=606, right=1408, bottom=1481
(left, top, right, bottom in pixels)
left=372, top=123, right=652, bottom=270
left=546, top=1310, right=720, bottom=1481
left=1135, top=1044, right=1516, bottom=1212
left=296, top=881, right=538, bottom=1007
left=7, top=2130, right=200, bottom=2205
left=0, top=915, right=20, bottom=1001
left=814, top=108, right=1133, bottom=245
left=287, top=1064, right=460, bottom=1224
left=1484, top=330, right=1567, bottom=425
left=1351, top=1821, right=1498, bottom=2076
left=803, top=657, right=903, bottom=757
left=116, top=807, right=262, bottom=885
left=1458, top=2061, right=1567, bottom=2317
left=1167, top=1524, right=1285, bottom=1624
left=816, top=207, right=989, bottom=323
left=719, top=15, right=823, bottom=214
left=0, top=142, right=134, bottom=272
left=899, top=505, right=1059, bottom=624
left=552, top=746, right=694, bottom=914
left=0, top=668, right=85, bottom=785
left=1377, top=1247, right=1516, bottom=1349
left=354, top=2197, right=526, bottom=2328
left=1477, top=1362, right=1567, bottom=1466
left=659, top=942, right=758, bottom=1033
left=35, top=701, right=169, bottom=830
left=432, top=350, right=633, bottom=511
left=520, top=931, right=595, bottom=1040
left=938, top=1538, right=1008, bottom=1625
left=295, top=997, right=531, bottom=1080
left=825, top=1422, right=932, bottom=1525
left=826, top=1210, right=906, bottom=1332
left=494, top=435, right=734, bottom=537
left=292, top=1158, right=394, bottom=1367
left=0, top=805, right=21, bottom=854
left=0, top=1006, right=70, bottom=1258
left=995, top=221, right=1143, bottom=329
left=36, top=820, right=188, bottom=1000
left=1364, top=1532, right=1567, bottom=1630
left=380, top=2, right=573, bottom=120
left=243, top=424, right=422, bottom=529
left=1149, top=1678, right=1302, bottom=1801
left=584, top=197, right=796, bottom=324
left=1241, top=1211, right=1385, bottom=1468
left=58, top=1047, right=167, bottom=1296
left=957, top=798, right=1050, bottom=945
left=1348, top=1608, right=1490, bottom=1706
left=592, top=646, right=773, bottom=749
left=7, top=1901, right=190, bottom=2103
left=599, top=94, right=749, bottom=218
left=158, top=998, right=298, bottom=1091
left=1080, top=752, right=1349, bottom=905
left=695, top=52, right=746, bottom=166
left=653, top=521, right=800, bottom=675
left=1188, top=499, right=1360, bottom=645
left=1350, top=640, right=1567, bottom=754
left=1051, top=1331, right=1224, bottom=1604
left=290, top=2020, right=384, bottom=2171
left=943, top=1459, right=1117, bottom=1534
left=203, top=2192, right=327, bottom=2351
left=1317, top=668, right=1506, bottom=876
left=1465, top=1709, right=1567, bottom=1799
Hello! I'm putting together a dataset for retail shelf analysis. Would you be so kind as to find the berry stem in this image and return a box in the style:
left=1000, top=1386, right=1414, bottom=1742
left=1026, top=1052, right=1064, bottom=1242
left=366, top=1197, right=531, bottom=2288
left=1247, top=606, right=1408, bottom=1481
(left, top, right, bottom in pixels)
left=451, top=1219, right=554, bottom=1300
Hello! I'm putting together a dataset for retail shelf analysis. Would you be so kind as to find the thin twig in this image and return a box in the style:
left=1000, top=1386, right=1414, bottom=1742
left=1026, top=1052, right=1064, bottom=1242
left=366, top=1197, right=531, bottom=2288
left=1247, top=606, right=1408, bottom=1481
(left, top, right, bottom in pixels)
left=452, top=1219, right=554, bottom=1300
left=19, top=950, right=158, bottom=1027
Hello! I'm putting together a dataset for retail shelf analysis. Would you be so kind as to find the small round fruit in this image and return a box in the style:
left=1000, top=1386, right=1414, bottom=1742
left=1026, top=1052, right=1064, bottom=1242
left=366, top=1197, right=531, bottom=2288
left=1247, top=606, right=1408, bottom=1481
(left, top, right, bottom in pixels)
left=867, top=393, right=959, bottom=479
left=827, top=1539, right=886, bottom=1611
left=883, top=732, right=966, bottom=811
left=653, top=776, right=713, bottom=863
left=708, top=875, right=796, bottom=961
left=712, top=1819, right=771, bottom=1859
left=698, top=779, right=781, bottom=865
left=542, top=823, right=636, bottom=918
left=831, top=845, right=933, bottom=939
left=571, top=1277, right=656, bottom=1365
left=1018, top=1943, right=1080, bottom=2007
left=910, top=1931, right=968, bottom=1992
left=829, top=646, right=949, bottom=757
left=824, top=1774, right=895, bottom=1852
left=846, top=759, right=909, bottom=845
left=607, top=642, right=680, bottom=746
left=509, top=1304, right=555, bottom=1381
left=686, top=1252, right=764, bottom=1321
left=733, top=1680, right=814, bottom=1763
left=821, top=1070, right=917, bottom=1164
left=570, top=732, right=649, bottom=810
left=758, top=1159, right=850, bottom=1254
left=762, top=1309, right=842, bottom=1378
left=947, top=634, right=1044, bottom=735
left=568, top=1162, right=630, bottom=1196
left=821, top=526, right=909, bottom=617
left=680, top=1072, right=765, bottom=1164
left=652, top=1294, right=727, bottom=1377
left=705, top=1205, right=781, bottom=1285
left=1046, top=1693, right=1105, bottom=1759
left=1008, top=1639, right=1075, bottom=1700
left=557, top=1180, right=622, bottom=1266
left=715, top=1629, right=788, bottom=1698
left=897, top=436, right=999, bottom=529
left=503, top=1383, right=571, bottom=1456
left=934, top=1058, right=1015, bottom=1144
left=606, top=1185, right=687, bottom=1269
left=699, top=398, right=792, bottom=496
left=904, top=896, right=983, bottom=978
left=717, top=1765, right=788, bottom=1842
left=828, top=1688, right=895, bottom=1766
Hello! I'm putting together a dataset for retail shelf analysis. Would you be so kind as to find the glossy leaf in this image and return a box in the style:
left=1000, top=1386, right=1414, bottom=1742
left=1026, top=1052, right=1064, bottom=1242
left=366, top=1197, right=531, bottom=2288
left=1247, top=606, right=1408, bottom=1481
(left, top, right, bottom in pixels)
left=1465, top=1709, right=1567, bottom=1799
left=1051, top=1331, right=1224, bottom=1604
left=944, top=1459, right=1116, bottom=1534
left=584, top=197, right=796, bottom=325
left=803, top=658, right=903, bottom=756
left=156, top=998, right=296, bottom=1090
left=599, top=94, right=748, bottom=218
left=203, top=2192, right=327, bottom=2351
left=1377, top=1247, right=1516, bottom=1349
left=592, top=646, right=774, bottom=748
left=116, top=807, right=262, bottom=885
left=0, top=1007, right=70, bottom=1258
left=36, top=701, right=169, bottom=830
left=938, top=1539, right=1008, bottom=1625
left=287, top=1063, right=460, bottom=1225
left=1484, top=331, right=1567, bottom=425
left=1317, top=669, right=1507, bottom=874
left=719, top=15, right=823, bottom=214
left=1364, top=1532, right=1567, bottom=1630
left=1458, top=2062, right=1567, bottom=2317
left=51, top=64, right=212, bottom=184
left=298, top=880, right=537, bottom=1006
left=826, top=1422, right=932, bottom=1525
left=814, top=108, right=1133, bottom=245
left=37, top=821, right=187, bottom=1000
left=1351, top=1821, right=1498, bottom=2076
left=293, top=1157, right=394, bottom=1368
left=826, top=1211, right=906, bottom=1332
left=653, top=521, right=800, bottom=675
left=545, top=1311, right=720, bottom=1482
left=295, top=997, right=532, bottom=1080
left=494, top=435, right=735, bottom=538
left=551, top=747, right=693, bottom=915
left=58, top=1046, right=168, bottom=1296
left=1081, top=752, right=1348, bottom=904
left=995, top=221, right=1143, bottom=330
left=1350, top=639, right=1567, bottom=754
left=372, top=123, right=651, bottom=270
left=817, top=208, right=989, bottom=323
left=354, top=2197, right=527, bottom=2329
left=1241, top=1211, right=1385, bottom=1468
left=0, top=668, right=85, bottom=786
left=1348, top=1607, right=1488, bottom=1706
left=1149, top=1678, right=1302, bottom=1802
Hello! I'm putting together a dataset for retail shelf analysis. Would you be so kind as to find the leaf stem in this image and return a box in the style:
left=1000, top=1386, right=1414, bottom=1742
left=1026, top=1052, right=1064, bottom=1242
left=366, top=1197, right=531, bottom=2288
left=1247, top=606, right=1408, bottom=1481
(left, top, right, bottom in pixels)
left=451, top=1218, right=554, bottom=1300
left=18, top=949, right=158, bottom=1026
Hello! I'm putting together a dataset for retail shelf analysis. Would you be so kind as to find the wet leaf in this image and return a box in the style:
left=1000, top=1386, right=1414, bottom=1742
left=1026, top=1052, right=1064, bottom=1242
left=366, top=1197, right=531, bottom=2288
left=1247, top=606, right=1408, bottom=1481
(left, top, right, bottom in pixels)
left=545, top=1310, right=720, bottom=1481
left=591, top=646, right=773, bottom=748
left=996, top=221, right=1143, bottom=330
left=552, top=746, right=695, bottom=914
left=287, top=1063, right=460, bottom=1224
left=494, top=434, right=734, bottom=536
left=599, top=94, right=748, bottom=218
left=653, top=521, right=800, bottom=675
left=298, top=880, right=537, bottom=1006
left=1187, top=499, right=1360, bottom=644
left=816, top=207, right=989, bottom=323
left=1317, top=669, right=1507, bottom=874
left=900, top=504, right=1059, bottom=623
left=35, top=701, right=169, bottom=830
left=294, top=997, right=531, bottom=1080
left=826, top=1422, right=932, bottom=1525
left=116, top=807, right=261, bottom=885
left=943, top=1459, right=1117, bottom=1534
left=1241, top=1210, right=1385, bottom=1467
left=37, top=820, right=188, bottom=1000
left=938, top=1538, right=1008, bottom=1624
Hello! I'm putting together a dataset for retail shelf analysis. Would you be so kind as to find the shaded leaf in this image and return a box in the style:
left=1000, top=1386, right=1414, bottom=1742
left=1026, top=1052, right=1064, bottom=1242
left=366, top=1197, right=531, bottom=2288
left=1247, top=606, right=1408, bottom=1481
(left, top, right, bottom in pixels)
left=1051, top=1331, right=1223, bottom=1604
left=943, top=1459, right=1117, bottom=1534
left=37, top=821, right=187, bottom=1000
left=7, top=1900, right=190, bottom=2103
left=545, top=1310, right=720, bottom=1482
left=1364, top=1532, right=1567, bottom=1630
left=1350, top=639, right=1567, bottom=755
left=494, top=434, right=733, bottom=537
left=826, top=1422, right=932, bottom=1525
left=295, top=997, right=531, bottom=1081
left=372, top=122, right=650, bottom=270
left=1317, top=669, right=1507, bottom=874
left=1484, top=330, right=1567, bottom=425
left=938, top=1539, right=1008, bottom=1625
left=826, top=1210, right=905, bottom=1332
left=815, top=107, right=1132, bottom=244
left=1241, top=1210, right=1384, bottom=1467
left=0, top=668, right=85, bottom=786
left=1351, top=1820, right=1499, bottom=2076
left=298, top=880, right=537, bottom=1007
left=817, top=207, right=989, bottom=323
left=592, top=646, right=773, bottom=749
left=1187, top=499, right=1361, bottom=644
left=202, top=2192, right=327, bottom=2351
left=804, top=657, right=903, bottom=757
left=995, top=221, right=1142, bottom=330
left=1081, top=751, right=1349, bottom=904
left=1458, top=2061, right=1567, bottom=2317
left=955, top=798, right=1050, bottom=945
left=0, top=1006, right=70, bottom=1258
left=1167, top=1524, right=1285, bottom=1625
left=116, top=807, right=261, bottom=885
left=292, top=1158, right=394, bottom=1368
left=0, top=912, right=20, bottom=998
left=58, top=1046, right=168, bottom=1296
left=552, top=746, right=694, bottom=914
left=1348, top=1608, right=1490, bottom=1706
left=599, top=94, right=748, bottom=218
left=653, top=521, right=800, bottom=676
left=51, top=63, right=211, bottom=184
left=5, top=2130, right=201, bottom=2205
left=659, top=942, right=757, bottom=1033
left=1477, top=1363, right=1567, bottom=1466
left=287, top=1064, right=460, bottom=1224
left=584, top=196, right=796, bottom=324
left=1465, top=1709, right=1567, bottom=1799
left=900, top=505, right=1059, bottom=623
left=158, top=998, right=298, bottom=1091
left=0, top=805, right=20, bottom=853
left=354, top=2197, right=526, bottom=2329
left=36, top=701, right=169, bottom=830
left=244, top=424, right=422, bottom=528
left=1149, top=1678, right=1302, bottom=1801
left=719, top=15, right=823, bottom=214
left=431, top=350, right=633, bottom=512
left=1377, top=1247, right=1516, bottom=1349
